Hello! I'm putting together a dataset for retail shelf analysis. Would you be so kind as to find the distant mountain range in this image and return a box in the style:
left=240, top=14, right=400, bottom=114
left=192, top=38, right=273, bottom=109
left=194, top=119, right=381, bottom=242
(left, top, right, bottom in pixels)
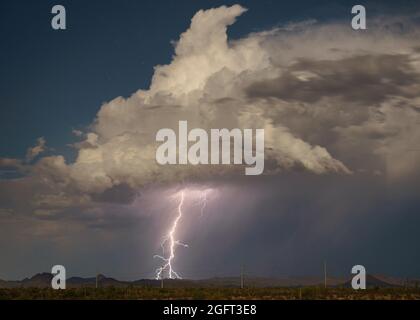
left=0, top=273, right=418, bottom=289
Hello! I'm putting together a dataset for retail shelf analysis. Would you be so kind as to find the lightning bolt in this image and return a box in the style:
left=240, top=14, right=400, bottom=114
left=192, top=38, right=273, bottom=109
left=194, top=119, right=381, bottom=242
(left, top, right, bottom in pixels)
left=154, top=190, right=186, bottom=279
left=199, top=190, right=208, bottom=217
left=154, top=188, right=213, bottom=280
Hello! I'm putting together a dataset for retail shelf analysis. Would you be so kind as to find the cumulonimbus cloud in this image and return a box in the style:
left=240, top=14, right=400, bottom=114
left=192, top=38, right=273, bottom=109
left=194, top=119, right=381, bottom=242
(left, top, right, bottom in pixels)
left=34, top=5, right=353, bottom=194
left=2, top=4, right=420, bottom=214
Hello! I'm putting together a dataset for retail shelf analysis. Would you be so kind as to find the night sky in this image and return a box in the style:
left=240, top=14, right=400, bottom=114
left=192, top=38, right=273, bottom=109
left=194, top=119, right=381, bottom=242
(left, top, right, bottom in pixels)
left=1, top=0, right=420, bottom=280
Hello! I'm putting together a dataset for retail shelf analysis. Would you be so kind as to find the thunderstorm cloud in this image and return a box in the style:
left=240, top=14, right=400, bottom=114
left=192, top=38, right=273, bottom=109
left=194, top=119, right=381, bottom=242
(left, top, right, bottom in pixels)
left=0, top=4, right=420, bottom=217
left=1, top=4, right=420, bottom=279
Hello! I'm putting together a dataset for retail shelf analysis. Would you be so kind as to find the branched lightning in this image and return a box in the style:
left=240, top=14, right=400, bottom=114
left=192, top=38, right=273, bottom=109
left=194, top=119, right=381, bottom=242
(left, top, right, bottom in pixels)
left=154, top=188, right=213, bottom=280
left=154, top=190, right=186, bottom=280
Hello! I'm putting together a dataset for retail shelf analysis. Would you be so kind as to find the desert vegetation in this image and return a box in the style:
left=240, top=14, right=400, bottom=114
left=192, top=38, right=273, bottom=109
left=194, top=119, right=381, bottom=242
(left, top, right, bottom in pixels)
left=0, top=287, right=419, bottom=300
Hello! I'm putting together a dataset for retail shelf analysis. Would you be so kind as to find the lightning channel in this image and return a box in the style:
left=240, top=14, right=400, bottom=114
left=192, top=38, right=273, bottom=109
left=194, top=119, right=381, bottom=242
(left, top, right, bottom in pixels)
left=154, top=190, right=187, bottom=280
left=154, top=188, right=213, bottom=280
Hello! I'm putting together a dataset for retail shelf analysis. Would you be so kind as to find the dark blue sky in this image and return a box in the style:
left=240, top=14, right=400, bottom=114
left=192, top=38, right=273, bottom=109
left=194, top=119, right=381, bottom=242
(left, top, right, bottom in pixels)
left=0, top=0, right=413, bottom=160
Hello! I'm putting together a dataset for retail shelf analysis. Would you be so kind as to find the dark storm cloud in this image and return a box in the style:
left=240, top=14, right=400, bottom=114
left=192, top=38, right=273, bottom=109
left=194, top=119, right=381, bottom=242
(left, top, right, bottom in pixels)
left=158, top=173, right=420, bottom=278
left=91, top=184, right=139, bottom=205
left=246, top=54, right=419, bottom=104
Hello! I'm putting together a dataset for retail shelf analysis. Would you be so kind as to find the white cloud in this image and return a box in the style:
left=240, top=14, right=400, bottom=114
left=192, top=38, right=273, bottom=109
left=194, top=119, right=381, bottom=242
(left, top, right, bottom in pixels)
left=7, top=5, right=420, bottom=200
left=48, top=4, right=356, bottom=194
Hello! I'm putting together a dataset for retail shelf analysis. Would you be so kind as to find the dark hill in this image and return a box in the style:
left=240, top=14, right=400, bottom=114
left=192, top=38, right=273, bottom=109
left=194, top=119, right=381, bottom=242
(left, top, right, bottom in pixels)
left=0, top=273, right=412, bottom=289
